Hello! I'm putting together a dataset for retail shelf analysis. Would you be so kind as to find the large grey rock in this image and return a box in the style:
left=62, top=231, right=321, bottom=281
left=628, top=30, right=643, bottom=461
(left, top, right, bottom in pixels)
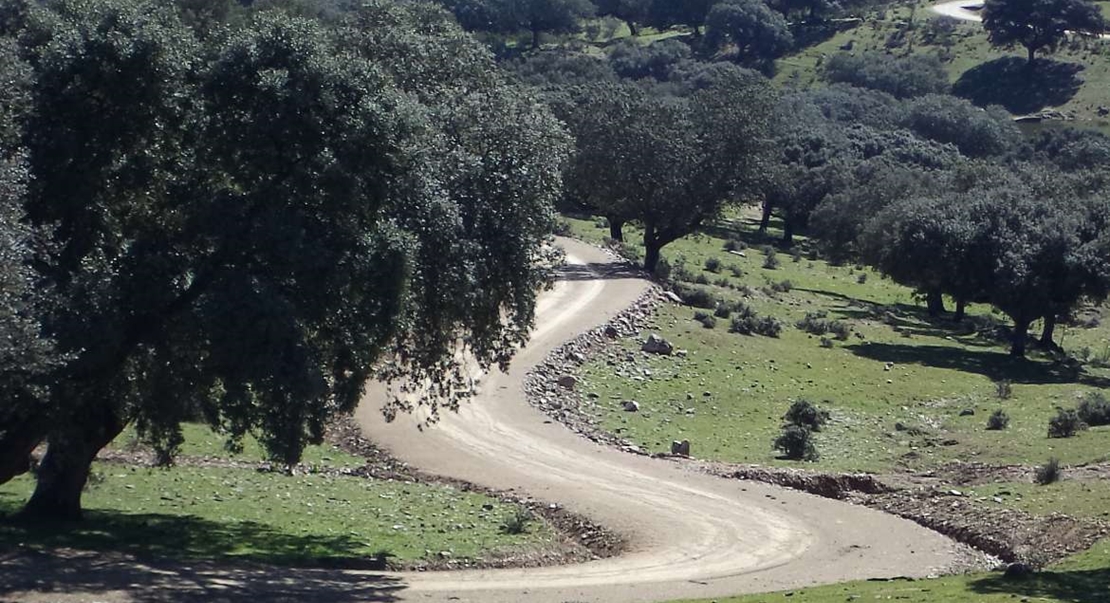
left=641, top=334, right=673, bottom=355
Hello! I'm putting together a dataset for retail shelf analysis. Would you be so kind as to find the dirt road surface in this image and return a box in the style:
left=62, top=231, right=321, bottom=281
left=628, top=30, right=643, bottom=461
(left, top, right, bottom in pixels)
left=355, top=237, right=976, bottom=603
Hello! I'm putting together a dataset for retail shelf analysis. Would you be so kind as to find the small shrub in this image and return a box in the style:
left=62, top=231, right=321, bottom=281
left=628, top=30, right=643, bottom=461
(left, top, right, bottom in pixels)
left=672, top=262, right=696, bottom=283
left=784, top=399, right=830, bottom=432
left=704, top=257, right=721, bottom=273
left=1048, top=408, right=1087, bottom=438
left=693, top=311, right=717, bottom=329
left=995, top=379, right=1013, bottom=400
left=713, top=277, right=730, bottom=288
left=728, top=264, right=744, bottom=278
left=796, top=312, right=852, bottom=340
left=500, top=508, right=533, bottom=534
left=694, top=273, right=710, bottom=285
left=553, top=220, right=572, bottom=236
left=653, top=257, right=672, bottom=281
left=1077, top=391, right=1110, bottom=426
left=723, top=238, right=747, bottom=252
left=593, top=218, right=607, bottom=229
left=675, top=284, right=719, bottom=309
left=762, top=247, right=780, bottom=270
left=986, top=409, right=1010, bottom=431
left=770, top=279, right=793, bottom=293
left=790, top=247, right=803, bottom=262
left=1034, top=457, right=1061, bottom=485
left=753, top=316, right=783, bottom=337
left=819, top=337, right=834, bottom=348
left=773, top=424, right=819, bottom=461
left=713, top=305, right=731, bottom=319
left=856, top=273, right=868, bottom=284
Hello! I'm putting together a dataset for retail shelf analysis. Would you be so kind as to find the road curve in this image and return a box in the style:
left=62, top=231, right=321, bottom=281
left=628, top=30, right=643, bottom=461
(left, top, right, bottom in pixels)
left=356, top=237, right=973, bottom=603
left=931, top=0, right=983, bottom=22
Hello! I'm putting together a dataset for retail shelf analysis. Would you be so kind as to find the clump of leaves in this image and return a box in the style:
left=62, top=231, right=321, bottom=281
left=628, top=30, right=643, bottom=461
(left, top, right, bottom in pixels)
left=770, top=279, right=793, bottom=293
left=995, top=379, right=1013, bottom=400
left=796, top=311, right=852, bottom=340
left=773, top=424, right=818, bottom=461
left=723, top=238, right=746, bottom=252
left=693, top=311, right=717, bottom=329
left=713, top=304, right=731, bottom=319
left=1077, top=391, right=1110, bottom=426
left=1048, top=408, right=1087, bottom=438
left=762, top=246, right=779, bottom=269
left=500, top=508, right=533, bottom=534
left=675, top=284, right=718, bottom=309
left=986, top=409, right=1010, bottom=431
left=1034, top=457, right=1061, bottom=485
left=704, top=257, right=721, bottom=273
left=784, top=399, right=830, bottom=432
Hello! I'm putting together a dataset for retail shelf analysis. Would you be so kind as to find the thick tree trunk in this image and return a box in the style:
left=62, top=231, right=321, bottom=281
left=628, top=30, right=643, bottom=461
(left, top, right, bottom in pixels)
left=1010, top=318, right=1031, bottom=358
left=759, top=201, right=773, bottom=234
left=607, top=217, right=625, bottom=242
left=926, top=289, right=946, bottom=317
left=954, top=298, right=966, bottom=323
left=782, top=218, right=794, bottom=247
left=1040, top=313, right=1057, bottom=348
left=19, top=407, right=125, bottom=521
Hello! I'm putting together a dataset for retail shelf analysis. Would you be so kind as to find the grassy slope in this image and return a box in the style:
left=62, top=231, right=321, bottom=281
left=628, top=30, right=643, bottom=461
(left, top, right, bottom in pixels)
left=773, top=0, right=1110, bottom=132
left=566, top=215, right=1110, bottom=474
left=0, top=425, right=556, bottom=566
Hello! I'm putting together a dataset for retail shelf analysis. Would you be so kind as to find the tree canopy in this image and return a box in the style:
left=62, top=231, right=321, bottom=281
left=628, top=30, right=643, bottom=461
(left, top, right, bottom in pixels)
left=982, top=0, right=1106, bottom=65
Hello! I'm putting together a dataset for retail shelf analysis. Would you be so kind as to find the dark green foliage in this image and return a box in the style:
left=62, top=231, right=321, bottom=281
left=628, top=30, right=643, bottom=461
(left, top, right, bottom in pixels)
left=783, top=399, right=830, bottom=432
left=693, top=311, right=718, bottom=329
left=506, top=49, right=617, bottom=86
left=676, top=284, right=720, bottom=309
left=996, top=379, right=1013, bottom=400
left=440, top=0, right=596, bottom=48
left=730, top=313, right=782, bottom=337
left=608, top=38, right=691, bottom=80
left=822, top=52, right=950, bottom=99
left=713, top=304, right=731, bottom=319
left=770, top=279, right=793, bottom=293
left=3, top=0, right=571, bottom=518
left=1034, top=457, right=1061, bottom=485
left=1034, top=127, right=1110, bottom=171
left=723, top=238, right=746, bottom=251
left=773, top=424, right=819, bottom=460
left=762, top=247, right=780, bottom=269
left=704, top=257, right=722, bottom=273
left=704, top=0, right=792, bottom=75
left=1048, top=408, right=1087, bottom=438
left=900, top=95, right=1022, bottom=158
left=1076, top=391, right=1110, bottom=427
left=982, top=0, right=1106, bottom=65
left=796, top=311, right=851, bottom=340
left=500, top=508, right=533, bottom=534
left=986, top=409, right=1010, bottom=430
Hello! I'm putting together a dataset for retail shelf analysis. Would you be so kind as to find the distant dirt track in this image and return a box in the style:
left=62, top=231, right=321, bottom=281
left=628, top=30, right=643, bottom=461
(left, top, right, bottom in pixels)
left=355, top=237, right=975, bottom=603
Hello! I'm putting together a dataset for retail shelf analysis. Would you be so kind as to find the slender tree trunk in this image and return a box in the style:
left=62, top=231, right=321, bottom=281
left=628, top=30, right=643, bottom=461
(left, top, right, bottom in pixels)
left=1026, top=45, right=1035, bottom=68
left=782, top=218, right=794, bottom=247
left=627, top=20, right=639, bottom=36
left=19, top=406, right=125, bottom=521
left=643, top=225, right=662, bottom=273
left=1010, top=318, right=1031, bottom=358
left=954, top=298, right=966, bottom=323
left=607, top=216, right=625, bottom=242
left=531, top=27, right=541, bottom=50
left=759, top=201, right=773, bottom=234
left=926, top=289, right=946, bottom=317
left=1040, top=313, right=1057, bottom=348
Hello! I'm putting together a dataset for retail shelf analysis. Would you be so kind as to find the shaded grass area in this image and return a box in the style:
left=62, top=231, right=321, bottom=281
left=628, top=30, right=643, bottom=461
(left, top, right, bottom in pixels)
left=671, top=539, right=1110, bottom=603
left=1, top=425, right=555, bottom=566
left=566, top=215, right=1110, bottom=472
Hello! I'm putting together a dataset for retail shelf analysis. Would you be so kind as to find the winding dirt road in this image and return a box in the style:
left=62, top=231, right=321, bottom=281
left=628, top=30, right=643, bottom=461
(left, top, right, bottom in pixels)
left=356, top=238, right=975, bottom=603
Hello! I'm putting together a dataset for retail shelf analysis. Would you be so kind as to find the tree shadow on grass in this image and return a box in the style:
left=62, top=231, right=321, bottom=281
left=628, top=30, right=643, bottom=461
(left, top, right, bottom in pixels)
left=969, top=567, right=1110, bottom=603
left=0, top=547, right=404, bottom=602
left=846, top=341, right=1110, bottom=387
left=953, top=57, right=1084, bottom=114
left=0, top=510, right=391, bottom=570
left=556, top=261, right=646, bottom=282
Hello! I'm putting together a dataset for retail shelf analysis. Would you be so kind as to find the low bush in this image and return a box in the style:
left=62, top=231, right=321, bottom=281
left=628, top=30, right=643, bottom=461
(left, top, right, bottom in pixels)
left=1048, top=408, right=1087, bottom=438
left=500, top=508, right=533, bottom=534
left=796, top=311, right=852, bottom=340
left=773, top=425, right=819, bottom=461
left=784, top=399, right=830, bottom=432
left=995, top=379, right=1013, bottom=400
left=762, top=247, right=780, bottom=270
left=713, top=305, right=731, bottom=319
left=1077, top=391, right=1110, bottom=426
left=723, top=238, right=746, bottom=252
left=986, top=409, right=1010, bottom=430
left=728, top=265, right=744, bottom=278
left=1034, top=457, right=1061, bottom=485
left=675, top=284, right=719, bottom=309
left=770, top=279, right=793, bottom=293
left=704, top=257, right=721, bottom=273
left=694, top=273, right=710, bottom=285
left=693, top=311, right=717, bottom=329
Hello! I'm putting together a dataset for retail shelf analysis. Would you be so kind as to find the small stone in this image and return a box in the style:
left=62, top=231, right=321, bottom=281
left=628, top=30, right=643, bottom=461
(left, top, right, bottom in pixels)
left=642, top=334, right=674, bottom=355
left=622, top=400, right=640, bottom=412
left=959, top=408, right=975, bottom=417
left=671, top=440, right=691, bottom=456
left=556, top=375, right=577, bottom=390
left=604, top=325, right=620, bottom=338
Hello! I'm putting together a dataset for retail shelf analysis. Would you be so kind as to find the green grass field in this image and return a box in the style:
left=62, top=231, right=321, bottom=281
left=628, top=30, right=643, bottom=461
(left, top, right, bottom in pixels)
left=565, top=215, right=1110, bottom=473
left=0, top=425, right=557, bottom=567
left=673, top=538, right=1110, bottom=603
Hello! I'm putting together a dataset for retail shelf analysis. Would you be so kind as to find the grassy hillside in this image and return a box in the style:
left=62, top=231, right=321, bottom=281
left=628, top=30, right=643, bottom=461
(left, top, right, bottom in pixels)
left=774, top=0, right=1110, bottom=131
left=565, top=214, right=1110, bottom=474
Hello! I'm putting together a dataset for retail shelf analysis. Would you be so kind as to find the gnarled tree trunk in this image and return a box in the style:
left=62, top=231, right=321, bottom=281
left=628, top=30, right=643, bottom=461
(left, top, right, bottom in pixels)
left=1010, top=317, right=1032, bottom=358
left=926, top=289, right=946, bottom=317
left=954, top=298, right=966, bottom=323
left=1040, top=313, right=1057, bottom=349
left=607, top=216, right=625, bottom=242
left=19, top=404, right=125, bottom=521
